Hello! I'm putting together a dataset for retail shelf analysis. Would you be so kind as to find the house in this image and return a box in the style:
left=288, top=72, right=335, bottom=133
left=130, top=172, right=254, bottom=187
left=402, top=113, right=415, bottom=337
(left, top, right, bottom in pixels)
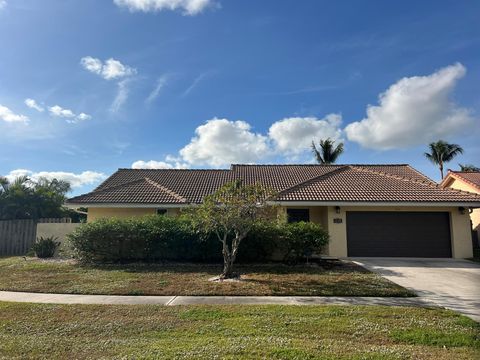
left=67, top=164, right=480, bottom=259
left=441, top=170, right=480, bottom=241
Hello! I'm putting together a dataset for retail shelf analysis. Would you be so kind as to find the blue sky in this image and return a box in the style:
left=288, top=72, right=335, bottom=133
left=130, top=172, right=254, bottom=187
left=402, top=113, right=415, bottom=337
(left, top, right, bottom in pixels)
left=0, top=0, right=479, bottom=195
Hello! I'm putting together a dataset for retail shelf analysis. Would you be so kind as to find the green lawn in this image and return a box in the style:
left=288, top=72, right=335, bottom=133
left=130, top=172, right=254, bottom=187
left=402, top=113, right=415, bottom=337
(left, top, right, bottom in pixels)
left=0, top=302, right=478, bottom=359
left=0, top=257, right=413, bottom=297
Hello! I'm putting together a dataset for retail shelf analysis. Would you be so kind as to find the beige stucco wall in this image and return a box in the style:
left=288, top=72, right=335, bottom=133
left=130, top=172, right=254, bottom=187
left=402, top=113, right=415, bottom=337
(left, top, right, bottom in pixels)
left=87, top=207, right=156, bottom=222
left=87, top=207, right=181, bottom=222
left=36, top=223, right=82, bottom=256
left=445, top=178, right=480, bottom=237
left=319, top=205, right=473, bottom=259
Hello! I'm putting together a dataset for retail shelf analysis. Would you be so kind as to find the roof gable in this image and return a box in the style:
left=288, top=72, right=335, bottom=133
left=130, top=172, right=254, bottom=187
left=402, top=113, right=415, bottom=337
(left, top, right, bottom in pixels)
left=441, top=171, right=480, bottom=192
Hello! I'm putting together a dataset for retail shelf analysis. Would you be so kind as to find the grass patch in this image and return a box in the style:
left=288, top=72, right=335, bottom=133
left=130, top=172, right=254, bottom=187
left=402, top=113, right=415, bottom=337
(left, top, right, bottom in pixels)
left=0, top=257, right=413, bottom=297
left=0, top=302, right=478, bottom=359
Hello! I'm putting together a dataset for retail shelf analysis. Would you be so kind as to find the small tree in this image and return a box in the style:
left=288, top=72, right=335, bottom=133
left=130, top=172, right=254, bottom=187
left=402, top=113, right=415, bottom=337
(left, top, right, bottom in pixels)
left=186, top=180, right=277, bottom=279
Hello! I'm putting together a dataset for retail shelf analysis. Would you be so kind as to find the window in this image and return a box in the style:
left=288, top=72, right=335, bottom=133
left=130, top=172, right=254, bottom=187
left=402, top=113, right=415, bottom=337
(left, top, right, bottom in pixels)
left=156, top=209, right=167, bottom=215
left=287, top=208, right=310, bottom=223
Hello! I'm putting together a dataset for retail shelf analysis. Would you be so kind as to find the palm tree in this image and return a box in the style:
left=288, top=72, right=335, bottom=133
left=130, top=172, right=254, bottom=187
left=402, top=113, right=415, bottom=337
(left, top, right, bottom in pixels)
left=459, top=164, right=480, bottom=172
left=311, top=138, right=344, bottom=164
left=424, top=140, right=464, bottom=179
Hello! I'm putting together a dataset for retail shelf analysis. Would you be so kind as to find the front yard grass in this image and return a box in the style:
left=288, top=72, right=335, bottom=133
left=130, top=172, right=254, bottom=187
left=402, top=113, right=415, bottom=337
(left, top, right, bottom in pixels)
left=0, top=302, right=478, bottom=359
left=0, top=257, right=413, bottom=297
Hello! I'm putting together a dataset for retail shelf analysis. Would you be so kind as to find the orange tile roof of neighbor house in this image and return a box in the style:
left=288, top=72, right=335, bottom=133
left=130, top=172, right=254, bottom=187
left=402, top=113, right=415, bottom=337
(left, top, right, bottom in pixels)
left=441, top=170, right=480, bottom=192
left=67, top=164, right=480, bottom=206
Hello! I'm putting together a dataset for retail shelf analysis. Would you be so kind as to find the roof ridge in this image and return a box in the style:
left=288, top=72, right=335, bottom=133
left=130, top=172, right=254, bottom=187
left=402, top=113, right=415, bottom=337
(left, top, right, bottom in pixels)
left=352, top=166, right=480, bottom=199
left=69, top=178, right=149, bottom=201
left=117, top=168, right=231, bottom=172
left=144, top=177, right=187, bottom=203
left=350, top=165, right=440, bottom=188
left=231, top=163, right=410, bottom=167
left=277, top=166, right=351, bottom=197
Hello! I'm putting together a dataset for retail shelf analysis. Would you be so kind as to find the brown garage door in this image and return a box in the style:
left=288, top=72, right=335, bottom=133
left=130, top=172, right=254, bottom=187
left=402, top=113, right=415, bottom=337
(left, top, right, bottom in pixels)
left=346, top=212, right=452, bottom=257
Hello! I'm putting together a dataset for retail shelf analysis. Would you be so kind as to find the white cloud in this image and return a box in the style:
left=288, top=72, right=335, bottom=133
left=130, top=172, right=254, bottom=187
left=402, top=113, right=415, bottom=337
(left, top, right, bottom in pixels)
left=182, top=72, right=209, bottom=97
left=5, top=169, right=106, bottom=189
left=76, top=113, right=92, bottom=122
left=0, top=105, right=28, bottom=123
left=345, top=63, right=474, bottom=150
left=113, top=0, right=215, bottom=15
left=110, top=78, right=131, bottom=112
left=0, top=1, right=6, bottom=10
left=131, top=160, right=188, bottom=169
left=49, top=105, right=75, bottom=118
left=179, top=118, right=270, bottom=167
left=80, top=56, right=136, bottom=80
left=146, top=75, right=169, bottom=104
left=24, top=98, right=44, bottom=112
left=269, top=114, right=342, bottom=154
left=48, top=105, right=91, bottom=123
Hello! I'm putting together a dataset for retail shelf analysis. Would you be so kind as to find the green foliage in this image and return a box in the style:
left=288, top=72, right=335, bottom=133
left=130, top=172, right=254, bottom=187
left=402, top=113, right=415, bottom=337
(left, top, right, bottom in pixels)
left=32, top=236, right=60, bottom=258
left=184, top=180, right=279, bottom=278
left=67, top=215, right=329, bottom=264
left=0, top=176, right=71, bottom=220
left=459, top=164, right=480, bottom=172
left=280, top=221, right=329, bottom=263
left=424, top=140, right=464, bottom=178
left=311, top=138, right=344, bottom=164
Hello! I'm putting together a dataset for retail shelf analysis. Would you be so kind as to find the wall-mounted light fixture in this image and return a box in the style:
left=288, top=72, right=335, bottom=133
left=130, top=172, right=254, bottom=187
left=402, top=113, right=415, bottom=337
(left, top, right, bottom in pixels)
left=458, top=207, right=466, bottom=215
left=335, top=206, right=341, bottom=214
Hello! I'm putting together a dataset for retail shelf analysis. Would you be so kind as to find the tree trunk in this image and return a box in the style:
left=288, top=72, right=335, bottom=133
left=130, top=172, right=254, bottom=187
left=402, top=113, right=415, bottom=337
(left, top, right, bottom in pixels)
left=440, top=163, right=444, bottom=179
left=220, top=234, right=244, bottom=279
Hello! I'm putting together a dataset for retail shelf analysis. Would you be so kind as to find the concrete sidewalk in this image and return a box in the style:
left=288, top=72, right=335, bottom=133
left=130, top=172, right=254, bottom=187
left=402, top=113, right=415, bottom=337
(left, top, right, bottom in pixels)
left=0, top=290, right=428, bottom=307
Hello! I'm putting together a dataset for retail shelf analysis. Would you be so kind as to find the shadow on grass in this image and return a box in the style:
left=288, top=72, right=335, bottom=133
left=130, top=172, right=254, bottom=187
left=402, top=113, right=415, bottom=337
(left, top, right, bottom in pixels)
left=79, top=260, right=371, bottom=276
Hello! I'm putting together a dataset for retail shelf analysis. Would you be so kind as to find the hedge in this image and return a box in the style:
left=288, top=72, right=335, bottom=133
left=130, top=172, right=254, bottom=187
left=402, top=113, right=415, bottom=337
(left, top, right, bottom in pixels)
left=67, top=215, right=329, bottom=263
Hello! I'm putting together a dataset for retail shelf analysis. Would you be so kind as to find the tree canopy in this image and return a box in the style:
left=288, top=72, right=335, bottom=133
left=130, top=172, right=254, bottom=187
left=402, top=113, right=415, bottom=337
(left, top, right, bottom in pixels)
left=311, top=138, right=344, bottom=164
left=0, top=176, right=71, bottom=220
left=424, top=140, right=464, bottom=179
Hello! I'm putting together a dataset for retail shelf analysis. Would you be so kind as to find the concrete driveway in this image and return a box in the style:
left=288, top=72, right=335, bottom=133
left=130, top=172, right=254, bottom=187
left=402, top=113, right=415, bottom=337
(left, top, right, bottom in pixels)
left=353, top=258, right=480, bottom=322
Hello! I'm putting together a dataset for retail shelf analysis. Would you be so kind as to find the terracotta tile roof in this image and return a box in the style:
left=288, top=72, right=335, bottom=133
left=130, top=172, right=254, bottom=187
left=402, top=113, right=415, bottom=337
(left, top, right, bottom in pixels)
left=442, top=170, right=480, bottom=192
left=277, top=166, right=480, bottom=203
left=69, top=177, right=187, bottom=204
left=67, top=164, right=480, bottom=205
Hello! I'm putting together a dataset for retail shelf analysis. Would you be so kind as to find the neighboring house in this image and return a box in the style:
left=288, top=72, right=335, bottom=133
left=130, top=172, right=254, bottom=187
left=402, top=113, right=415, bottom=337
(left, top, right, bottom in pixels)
left=441, top=170, right=480, bottom=241
left=67, top=164, right=480, bottom=259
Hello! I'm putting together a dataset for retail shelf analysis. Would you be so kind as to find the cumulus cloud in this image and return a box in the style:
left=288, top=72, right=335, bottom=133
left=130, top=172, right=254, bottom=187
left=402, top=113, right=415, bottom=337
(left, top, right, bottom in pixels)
left=80, top=56, right=136, bottom=80
left=113, top=0, right=215, bottom=15
left=49, top=105, right=75, bottom=118
left=179, top=118, right=270, bottom=167
left=0, top=105, right=28, bottom=123
left=24, top=98, right=44, bottom=112
left=131, top=159, right=188, bottom=169
left=48, top=105, right=91, bottom=123
left=269, top=114, right=343, bottom=155
left=345, top=63, right=474, bottom=150
left=5, top=169, right=106, bottom=189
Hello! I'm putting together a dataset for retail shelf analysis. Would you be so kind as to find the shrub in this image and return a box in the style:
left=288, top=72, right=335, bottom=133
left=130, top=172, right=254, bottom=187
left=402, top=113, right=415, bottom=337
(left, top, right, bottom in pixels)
left=279, top=221, right=329, bottom=263
left=68, top=215, right=329, bottom=264
left=32, top=236, right=60, bottom=258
